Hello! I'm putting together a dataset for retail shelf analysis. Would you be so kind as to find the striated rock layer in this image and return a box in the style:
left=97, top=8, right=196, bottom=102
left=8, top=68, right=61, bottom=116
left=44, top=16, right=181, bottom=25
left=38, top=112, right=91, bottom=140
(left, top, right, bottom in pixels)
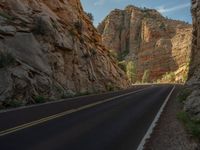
left=98, top=6, right=192, bottom=82
left=0, top=0, right=129, bottom=105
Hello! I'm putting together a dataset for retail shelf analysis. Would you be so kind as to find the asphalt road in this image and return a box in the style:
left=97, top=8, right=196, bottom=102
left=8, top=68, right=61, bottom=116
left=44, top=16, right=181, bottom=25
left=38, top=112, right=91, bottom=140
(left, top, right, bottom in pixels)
left=0, top=84, right=176, bottom=150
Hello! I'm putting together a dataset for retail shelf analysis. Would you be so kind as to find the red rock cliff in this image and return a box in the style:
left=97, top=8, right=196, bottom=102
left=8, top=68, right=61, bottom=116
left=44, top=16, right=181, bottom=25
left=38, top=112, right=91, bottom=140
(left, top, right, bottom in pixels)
left=98, top=6, right=192, bottom=82
left=0, top=0, right=130, bottom=105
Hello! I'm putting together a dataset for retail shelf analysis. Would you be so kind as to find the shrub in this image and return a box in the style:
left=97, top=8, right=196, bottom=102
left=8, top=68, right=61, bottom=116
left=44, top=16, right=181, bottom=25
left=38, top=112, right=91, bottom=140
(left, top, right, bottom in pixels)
left=0, top=12, right=15, bottom=20
left=74, top=21, right=83, bottom=33
left=161, top=72, right=176, bottom=82
left=91, top=48, right=97, bottom=55
left=143, top=12, right=150, bottom=18
left=126, top=61, right=136, bottom=83
left=142, top=70, right=150, bottom=83
left=85, top=12, right=94, bottom=22
left=82, top=53, right=90, bottom=59
left=177, top=88, right=192, bottom=103
left=51, top=21, right=58, bottom=29
left=177, top=111, right=200, bottom=139
left=3, top=100, right=23, bottom=108
left=76, top=91, right=90, bottom=96
left=34, top=96, right=46, bottom=103
left=108, top=50, right=118, bottom=59
left=0, top=51, right=15, bottom=68
left=117, top=49, right=129, bottom=61
left=80, top=37, right=84, bottom=44
left=118, top=61, right=126, bottom=72
left=182, top=62, right=190, bottom=82
left=33, top=18, right=47, bottom=35
left=159, top=23, right=166, bottom=30
left=106, top=83, right=115, bottom=91
left=61, top=92, right=73, bottom=99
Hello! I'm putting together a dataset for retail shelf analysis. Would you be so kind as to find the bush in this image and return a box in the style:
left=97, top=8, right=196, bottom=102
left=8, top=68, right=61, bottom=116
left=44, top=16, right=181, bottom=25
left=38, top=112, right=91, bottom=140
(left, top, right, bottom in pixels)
left=34, top=96, right=46, bottom=103
left=5, top=100, right=23, bottom=108
left=61, top=92, right=73, bottom=99
left=159, top=23, right=166, bottom=30
left=177, top=88, right=192, bottom=103
left=0, top=12, right=15, bottom=20
left=0, top=51, right=15, bottom=68
left=126, top=61, right=136, bottom=83
left=85, top=12, right=94, bottom=22
left=182, top=62, right=190, bottom=82
left=51, top=21, right=58, bottom=29
left=106, top=83, right=115, bottom=91
left=91, top=48, right=97, bottom=55
left=177, top=111, right=200, bottom=139
left=161, top=72, right=176, bottom=82
left=118, top=61, right=126, bottom=72
left=117, top=49, right=129, bottom=61
left=33, top=18, right=47, bottom=35
left=108, top=50, right=118, bottom=59
left=80, top=37, right=84, bottom=44
left=74, top=21, right=83, bottom=33
left=142, top=70, right=150, bottom=83
left=3, top=100, right=23, bottom=108
left=76, top=91, right=91, bottom=97
left=82, top=53, right=90, bottom=59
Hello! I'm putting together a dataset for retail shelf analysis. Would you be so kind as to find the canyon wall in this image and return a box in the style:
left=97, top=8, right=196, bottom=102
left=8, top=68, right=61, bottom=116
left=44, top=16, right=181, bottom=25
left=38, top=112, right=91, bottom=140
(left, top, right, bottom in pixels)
left=98, top=6, right=192, bottom=82
left=184, top=0, right=200, bottom=119
left=188, top=0, right=200, bottom=84
left=0, top=0, right=129, bottom=106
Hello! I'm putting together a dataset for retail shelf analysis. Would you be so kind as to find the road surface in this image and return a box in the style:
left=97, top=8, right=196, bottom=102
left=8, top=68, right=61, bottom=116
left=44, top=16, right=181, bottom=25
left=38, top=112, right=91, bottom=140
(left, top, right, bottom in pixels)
left=0, top=84, right=176, bottom=150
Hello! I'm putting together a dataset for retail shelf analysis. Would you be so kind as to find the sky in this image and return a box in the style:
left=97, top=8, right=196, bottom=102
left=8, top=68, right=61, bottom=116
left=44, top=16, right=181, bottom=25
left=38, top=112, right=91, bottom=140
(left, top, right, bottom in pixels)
left=80, top=0, right=192, bottom=26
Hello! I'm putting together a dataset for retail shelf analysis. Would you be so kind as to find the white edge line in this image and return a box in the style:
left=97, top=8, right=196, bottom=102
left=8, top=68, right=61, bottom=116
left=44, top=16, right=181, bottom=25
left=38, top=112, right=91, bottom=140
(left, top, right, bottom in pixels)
left=0, top=86, right=154, bottom=136
left=136, top=85, right=176, bottom=150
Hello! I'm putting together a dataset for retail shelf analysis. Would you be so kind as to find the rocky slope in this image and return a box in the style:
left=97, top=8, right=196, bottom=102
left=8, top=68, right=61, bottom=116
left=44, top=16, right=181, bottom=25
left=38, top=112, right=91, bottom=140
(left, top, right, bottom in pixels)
left=184, top=0, right=200, bottom=119
left=98, top=6, right=192, bottom=82
left=0, top=0, right=129, bottom=107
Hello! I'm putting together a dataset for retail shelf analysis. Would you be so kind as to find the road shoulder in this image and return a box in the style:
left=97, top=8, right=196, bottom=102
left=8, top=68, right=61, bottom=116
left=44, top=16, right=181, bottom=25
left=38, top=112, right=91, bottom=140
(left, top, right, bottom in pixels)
left=144, top=86, right=199, bottom=150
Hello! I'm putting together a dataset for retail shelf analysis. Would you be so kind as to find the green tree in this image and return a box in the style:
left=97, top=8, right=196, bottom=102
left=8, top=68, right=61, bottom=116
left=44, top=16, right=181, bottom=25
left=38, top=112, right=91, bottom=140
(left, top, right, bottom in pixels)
left=118, top=61, right=126, bottom=72
left=85, top=12, right=94, bottom=22
left=108, top=49, right=118, bottom=59
left=126, top=61, right=136, bottom=83
left=159, top=23, right=166, bottom=30
left=142, top=70, right=150, bottom=83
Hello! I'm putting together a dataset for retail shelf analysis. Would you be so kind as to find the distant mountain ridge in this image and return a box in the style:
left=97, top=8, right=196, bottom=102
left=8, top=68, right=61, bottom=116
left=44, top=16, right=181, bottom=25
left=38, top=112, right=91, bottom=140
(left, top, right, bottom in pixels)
left=98, top=5, right=192, bottom=82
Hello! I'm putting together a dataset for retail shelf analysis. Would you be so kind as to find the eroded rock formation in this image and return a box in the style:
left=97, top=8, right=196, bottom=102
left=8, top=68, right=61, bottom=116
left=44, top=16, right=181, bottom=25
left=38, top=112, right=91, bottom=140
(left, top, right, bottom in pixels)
left=185, top=0, right=200, bottom=119
left=98, top=6, right=192, bottom=82
left=0, top=0, right=129, bottom=106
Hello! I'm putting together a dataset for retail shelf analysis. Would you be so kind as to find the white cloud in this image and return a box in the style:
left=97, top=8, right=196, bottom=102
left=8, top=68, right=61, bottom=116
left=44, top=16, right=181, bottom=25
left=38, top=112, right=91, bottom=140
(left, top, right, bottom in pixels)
left=94, top=0, right=121, bottom=6
left=157, top=3, right=190, bottom=13
left=94, top=0, right=106, bottom=6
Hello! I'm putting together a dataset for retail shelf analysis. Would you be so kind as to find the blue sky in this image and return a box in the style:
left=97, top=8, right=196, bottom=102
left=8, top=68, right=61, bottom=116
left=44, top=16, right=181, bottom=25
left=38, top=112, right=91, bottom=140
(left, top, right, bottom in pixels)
left=80, top=0, right=192, bottom=26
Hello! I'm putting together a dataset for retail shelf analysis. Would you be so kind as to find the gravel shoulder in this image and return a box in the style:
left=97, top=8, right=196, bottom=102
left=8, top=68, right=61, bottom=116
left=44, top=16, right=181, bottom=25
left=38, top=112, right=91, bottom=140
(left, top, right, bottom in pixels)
left=144, top=86, right=199, bottom=150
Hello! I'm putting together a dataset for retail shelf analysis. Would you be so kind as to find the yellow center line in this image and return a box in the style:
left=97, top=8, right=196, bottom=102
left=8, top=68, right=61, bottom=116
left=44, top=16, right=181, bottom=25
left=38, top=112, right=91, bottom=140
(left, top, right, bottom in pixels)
left=0, top=87, right=152, bottom=137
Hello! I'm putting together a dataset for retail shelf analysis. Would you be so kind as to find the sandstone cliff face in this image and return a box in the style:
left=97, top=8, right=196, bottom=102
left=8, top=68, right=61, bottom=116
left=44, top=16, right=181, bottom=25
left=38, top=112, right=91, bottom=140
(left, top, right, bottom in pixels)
left=184, top=0, right=200, bottom=119
left=0, top=0, right=129, bottom=106
left=188, top=0, right=200, bottom=84
left=98, top=6, right=192, bottom=82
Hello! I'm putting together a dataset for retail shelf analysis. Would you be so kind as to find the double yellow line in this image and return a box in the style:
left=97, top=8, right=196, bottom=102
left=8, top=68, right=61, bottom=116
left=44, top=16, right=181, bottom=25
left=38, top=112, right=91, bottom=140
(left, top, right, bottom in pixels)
left=0, top=87, right=150, bottom=137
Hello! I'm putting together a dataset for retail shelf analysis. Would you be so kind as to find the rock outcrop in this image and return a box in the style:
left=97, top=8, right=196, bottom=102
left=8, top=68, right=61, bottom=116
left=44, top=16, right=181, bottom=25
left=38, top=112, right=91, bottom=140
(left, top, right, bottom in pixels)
left=0, top=0, right=129, bottom=106
left=98, top=6, right=192, bottom=82
left=188, top=0, right=200, bottom=84
left=185, top=0, right=200, bottom=119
